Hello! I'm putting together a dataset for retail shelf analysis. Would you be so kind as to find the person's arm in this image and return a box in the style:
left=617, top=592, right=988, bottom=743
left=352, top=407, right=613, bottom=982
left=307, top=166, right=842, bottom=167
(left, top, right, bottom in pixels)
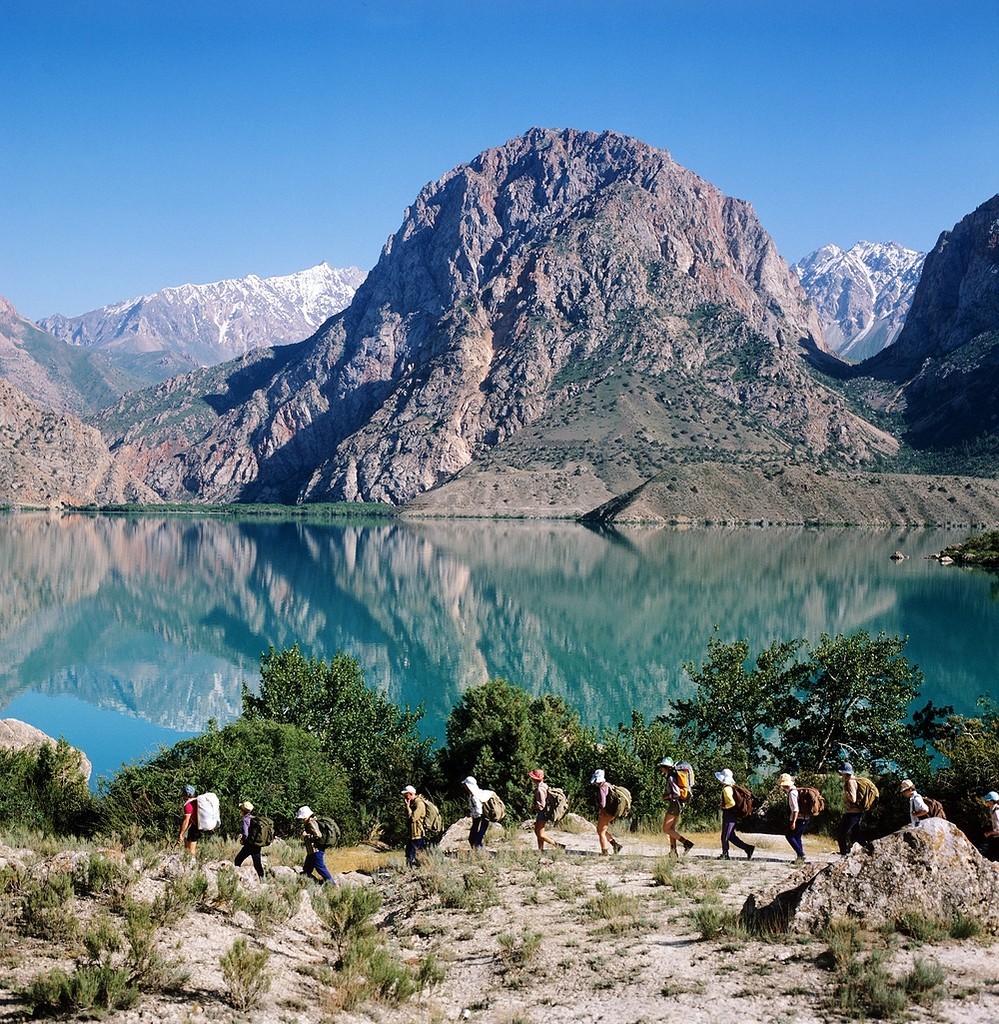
left=844, top=778, right=858, bottom=808
left=178, top=801, right=193, bottom=844
left=788, top=789, right=799, bottom=828
left=535, top=782, right=548, bottom=811
left=911, top=795, right=929, bottom=820
left=721, top=785, right=735, bottom=810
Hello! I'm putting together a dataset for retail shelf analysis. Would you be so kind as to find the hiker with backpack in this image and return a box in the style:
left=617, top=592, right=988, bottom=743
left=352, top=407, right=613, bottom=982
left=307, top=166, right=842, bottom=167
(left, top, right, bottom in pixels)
left=528, top=769, right=567, bottom=853
left=590, top=769, right=623, bottom=855
left=899, top=780, right=930, bottom=826
left=402, top=784, right=428, bottom=867
left=981, top=791, right=999, bottom=860
left=778, top=773, right=810, bottom=865
left=296, top=805, right=337, bottom=886
left=658, top=757, right=695, bottom=858
left=233, top=800, right=267, bottom=880
left=714, top=768, right=756, bottom=861
left=462, top=776, right=501, bottom=850
left=838, top=762, right=877, bottom=854
left=177, top=784, right=203, bottom=856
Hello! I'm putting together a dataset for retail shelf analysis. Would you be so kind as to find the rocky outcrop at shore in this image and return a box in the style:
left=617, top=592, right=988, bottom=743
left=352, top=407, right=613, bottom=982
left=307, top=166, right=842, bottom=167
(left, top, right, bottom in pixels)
left=0, top=718, right=92, bottom=782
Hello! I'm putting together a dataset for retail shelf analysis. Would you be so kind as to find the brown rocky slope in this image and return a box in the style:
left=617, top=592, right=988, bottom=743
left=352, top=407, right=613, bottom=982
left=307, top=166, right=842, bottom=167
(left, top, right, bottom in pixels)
left=99, top=128, right=896, bottom=511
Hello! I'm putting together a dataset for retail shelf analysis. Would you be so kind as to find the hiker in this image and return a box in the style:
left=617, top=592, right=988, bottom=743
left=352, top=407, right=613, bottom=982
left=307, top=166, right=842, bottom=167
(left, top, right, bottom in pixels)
left=779, top=773, right=809, bottom=864
left=983, top=791, right=999, bottom=860
left=177, top=784, right=201, bottom=856
left=658, top=757, right=694, bottom=857
left=900, top=780, right=929, bottom=826
left=715, top=768, right=755, bottom=861
left=402, top=784, right=427, bottom=867
left=234, top=800, right=265, bottom=879
left=529, top=768, right=565, bottom=853
left=590, top=769, right=623, bottom=855
left=296, top=806, right=336, bottom=886
left=462, top=776, right=496, bottom=850
left=837, top=762, right=872, bottom=854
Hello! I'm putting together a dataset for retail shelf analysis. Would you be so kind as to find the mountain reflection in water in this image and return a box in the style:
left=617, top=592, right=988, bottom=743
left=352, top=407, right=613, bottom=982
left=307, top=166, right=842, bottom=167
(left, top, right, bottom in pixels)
left=1, top=513, right=995, bottom=782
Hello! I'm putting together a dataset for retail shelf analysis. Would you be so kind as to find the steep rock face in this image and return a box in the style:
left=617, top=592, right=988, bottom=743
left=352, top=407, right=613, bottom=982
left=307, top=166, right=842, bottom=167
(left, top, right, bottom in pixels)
left=0, top=376, right=154, bottom=507
left=858, top=195, right=999, bottom=451
left=793, top=242, right=924, bottom=362
left=41, top=263, right=366, bottom=385
left=105, top=128, right=895, bottom=509
left=0, top=295, right=136, bottom=414
left=0, top=719, right=92, bottom=782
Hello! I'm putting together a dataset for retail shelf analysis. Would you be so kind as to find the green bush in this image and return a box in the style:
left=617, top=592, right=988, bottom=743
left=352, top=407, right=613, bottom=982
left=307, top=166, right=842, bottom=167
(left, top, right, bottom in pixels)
left=220, top=938, right=271, bottom=1011
left=99, top=717, right=352, bottom=842
left=0, top=741, right=97, bottom=837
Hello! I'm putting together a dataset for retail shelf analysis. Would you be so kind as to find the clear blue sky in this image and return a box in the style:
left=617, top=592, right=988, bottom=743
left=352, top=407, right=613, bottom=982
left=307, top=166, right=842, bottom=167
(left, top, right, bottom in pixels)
left=3, top=0, right=996, bottom=320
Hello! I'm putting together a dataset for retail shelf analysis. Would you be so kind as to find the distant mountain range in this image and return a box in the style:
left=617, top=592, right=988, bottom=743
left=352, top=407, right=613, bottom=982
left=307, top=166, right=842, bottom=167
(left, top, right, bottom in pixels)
left=793, top=242, right=925, bottom=362
left=3, top=128, right=999, bottom=521
left=40, top=262, right=366, bottom=385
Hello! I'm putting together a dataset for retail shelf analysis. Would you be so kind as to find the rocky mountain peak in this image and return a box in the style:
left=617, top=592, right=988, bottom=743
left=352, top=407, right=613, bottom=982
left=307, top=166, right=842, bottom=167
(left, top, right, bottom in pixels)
left=793, top=241, right=925, bottom=362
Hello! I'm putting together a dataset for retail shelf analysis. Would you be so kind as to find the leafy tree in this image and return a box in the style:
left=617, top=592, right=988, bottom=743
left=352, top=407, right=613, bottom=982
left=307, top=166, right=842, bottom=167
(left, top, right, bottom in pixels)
left=667, top=632, right=805, bottom=777
left=241, top=644, right=433, bottom=831
left=933, top=699, right=999, bottom=838
left=435, top=678, right=596, bottom=819
left=781, top=631, right=928, bottom=773
left=0, top=740, right=97, bottom=837
left=99, top=718, right=352, bottom=841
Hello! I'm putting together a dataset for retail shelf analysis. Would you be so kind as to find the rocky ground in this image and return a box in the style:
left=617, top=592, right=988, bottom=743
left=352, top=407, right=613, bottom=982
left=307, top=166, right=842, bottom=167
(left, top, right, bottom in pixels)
left=2, top=820, right=997, bottom=1024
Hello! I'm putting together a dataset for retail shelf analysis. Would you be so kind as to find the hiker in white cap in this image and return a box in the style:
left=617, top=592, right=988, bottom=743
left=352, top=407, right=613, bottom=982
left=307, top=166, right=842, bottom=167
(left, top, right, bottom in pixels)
left=462, top=776, right=496, bottom=850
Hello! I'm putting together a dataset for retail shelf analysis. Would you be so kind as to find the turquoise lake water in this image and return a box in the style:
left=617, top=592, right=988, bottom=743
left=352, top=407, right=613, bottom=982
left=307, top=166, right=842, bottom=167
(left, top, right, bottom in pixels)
left=1, top=513, right=995, bottom=784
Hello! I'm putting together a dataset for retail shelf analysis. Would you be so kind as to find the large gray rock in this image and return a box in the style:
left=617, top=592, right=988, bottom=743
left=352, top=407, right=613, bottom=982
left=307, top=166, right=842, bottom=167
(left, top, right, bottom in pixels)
left=0, top=718, right=92, bottom=782
left=741, top=819, right=999, bottom=934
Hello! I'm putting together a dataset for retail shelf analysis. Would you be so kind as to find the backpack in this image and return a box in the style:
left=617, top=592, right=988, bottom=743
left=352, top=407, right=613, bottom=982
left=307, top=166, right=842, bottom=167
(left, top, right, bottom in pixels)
left=195, top=792, right=220, bottom=831
left=923, top=797, right=946, bottom=820
left=247, top=815, right=274, bottom=847
left=544, top=787, right=570, bottom=823
left=730, top=784, right=755, bottom=819
left=797, top=786, right=825, bottom=818
left=314, top=815, right=341, bottom=850
left=672, top=768, right=692, bottom=803
left=854, top=777, right=879, bottom=812
left=481, top=793, right=506, bottom=823
left=605, top=785, right=632, bottom=820
left=422, top=798, right=444, bottom=836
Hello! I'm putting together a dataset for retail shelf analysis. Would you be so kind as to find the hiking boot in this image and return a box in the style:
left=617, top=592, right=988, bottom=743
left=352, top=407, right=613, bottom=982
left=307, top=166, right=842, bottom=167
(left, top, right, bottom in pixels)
left=682, top=840, right=695, bottom=855
left=600, top=849, right=610, bottom=856
left=717, top=853, right=730, bottom=860
left=745, top=845, right=756, bottom=861
left=611, top=839, right=623, bottom=855
left=556, top=842, right=567, bottom=850
left=794, top=856, right=807, bottom=865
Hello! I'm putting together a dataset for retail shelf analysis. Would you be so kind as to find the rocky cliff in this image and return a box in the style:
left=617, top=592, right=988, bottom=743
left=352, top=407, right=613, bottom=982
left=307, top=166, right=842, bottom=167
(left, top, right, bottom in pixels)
left=41, top=263, right=366, bottom=385
left=0, top=376, right=154, bottom=507
left=101, top=128, right=897, bottom=511
left=793, top=242, right=924, bottom=362
left=856, top=195, right=999, bottom=457
left=0, top=295, right=138, bottom=415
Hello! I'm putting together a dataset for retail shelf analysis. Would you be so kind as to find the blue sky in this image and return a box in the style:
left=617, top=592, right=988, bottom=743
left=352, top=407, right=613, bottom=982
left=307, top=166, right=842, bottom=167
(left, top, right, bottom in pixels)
left=3, top=1, right=997, bottom=320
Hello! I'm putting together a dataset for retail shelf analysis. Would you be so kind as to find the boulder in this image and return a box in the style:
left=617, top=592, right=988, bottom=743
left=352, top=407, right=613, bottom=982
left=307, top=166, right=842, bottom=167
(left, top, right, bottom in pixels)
left=438, top=816, right=504, bottom=853
left=741, top=819, right=999, bottom=934
left=0, top=718, right=92, bottom=782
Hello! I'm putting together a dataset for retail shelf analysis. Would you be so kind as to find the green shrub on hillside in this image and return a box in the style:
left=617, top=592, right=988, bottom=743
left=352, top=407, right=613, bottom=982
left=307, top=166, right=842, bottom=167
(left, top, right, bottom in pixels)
left=0, top=740, right=97, bottom=837
left=99, top=718, right=352, bottom=842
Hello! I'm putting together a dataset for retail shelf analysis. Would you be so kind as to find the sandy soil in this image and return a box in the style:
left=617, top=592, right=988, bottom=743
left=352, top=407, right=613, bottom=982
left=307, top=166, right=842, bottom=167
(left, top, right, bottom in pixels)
left=2, top=824, right=997, bottom=1024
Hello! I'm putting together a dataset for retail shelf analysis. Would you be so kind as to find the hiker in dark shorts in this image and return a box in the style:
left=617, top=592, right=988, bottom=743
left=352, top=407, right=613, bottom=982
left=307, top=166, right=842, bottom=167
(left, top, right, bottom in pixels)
left=590, top=769, right=622, bottom=856
left=234, top=800, right=265, bottom=880
left=658, top=758, right=694, bottom=857
left=529, top=768, right=565, bottom=853
left=983, top=791, right=999, bottom=861
left=177, top=784, right=201, bottom=856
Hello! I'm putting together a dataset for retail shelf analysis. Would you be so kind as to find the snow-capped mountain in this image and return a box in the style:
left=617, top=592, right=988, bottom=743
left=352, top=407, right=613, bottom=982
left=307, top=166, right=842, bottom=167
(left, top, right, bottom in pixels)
left=40, top=262, right=367, bottom=384
left=792, top=242, right=925, bottom=362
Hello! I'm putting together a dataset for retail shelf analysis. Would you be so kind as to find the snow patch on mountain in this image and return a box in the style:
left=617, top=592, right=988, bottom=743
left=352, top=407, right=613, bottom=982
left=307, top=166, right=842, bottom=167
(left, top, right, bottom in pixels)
left=793, top=242, right=925, bottom=362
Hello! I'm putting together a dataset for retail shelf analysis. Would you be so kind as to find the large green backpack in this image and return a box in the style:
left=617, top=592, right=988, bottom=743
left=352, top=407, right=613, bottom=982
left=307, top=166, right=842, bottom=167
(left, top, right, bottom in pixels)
left=544, top=787, right=570, bottom=823
left=605, top=785, right=632, bottom=820
left=247, top=815, right=274, bottom=847
left=481, top=793, right=506, bottom=822
left=422, top=798, right=444, bottom=836
left=314, top=815, right=341, bottom=850
left=855, top=777, right=879, bottom=812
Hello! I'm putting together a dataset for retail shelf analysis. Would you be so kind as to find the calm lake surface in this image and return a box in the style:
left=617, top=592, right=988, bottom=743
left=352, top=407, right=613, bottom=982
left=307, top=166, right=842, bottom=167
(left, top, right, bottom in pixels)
left=1, top=513, right=995, bottom=784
